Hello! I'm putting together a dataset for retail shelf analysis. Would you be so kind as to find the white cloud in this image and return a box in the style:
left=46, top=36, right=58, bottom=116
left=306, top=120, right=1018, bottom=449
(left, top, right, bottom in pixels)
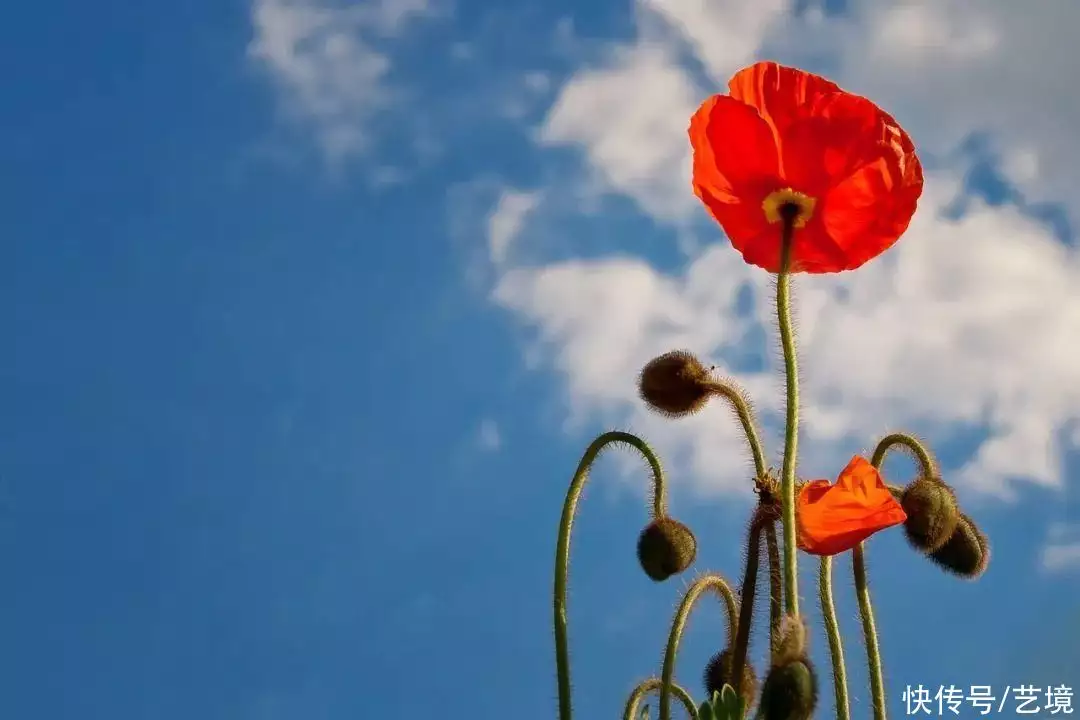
left=810, top=0, right=1080, bottom=226
left=1042, top=524, right=1080, bottom=573
left=539, top=42, right=702, bottom=223
left=532, top=0, right=1080, bottom=227
left=248, top=0, right=439, bottom=160
left=640, top=0, right=788, bottom=81
left=534, top=0, right=791, bottom=223
left=495, top=175, right=1080, bottom=498
left=477, top=419, right=502, bottom=452
left=487, top=0, right=1080, bottom=501
left=487, top=190, right=541, bottom=266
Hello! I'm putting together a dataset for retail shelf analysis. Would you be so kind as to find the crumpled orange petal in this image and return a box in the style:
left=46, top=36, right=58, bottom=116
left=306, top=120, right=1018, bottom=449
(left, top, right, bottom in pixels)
left=796, top=455, right=907, bottom=556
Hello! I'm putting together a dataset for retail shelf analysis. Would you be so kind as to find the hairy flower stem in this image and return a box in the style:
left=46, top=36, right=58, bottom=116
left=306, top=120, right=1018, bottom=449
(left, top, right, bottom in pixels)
left=624, top=678, right=699, bottom=720
left=731, top=513, right=765, bottom=697
left=660, top=574, right=739, bottom=720
left=870, top=433, right=938, bottom=479
left=554, top=431, right=667, bottom=720
left=849, top=441, right=928, bottom=720
left=705, top=381, right=768, bottom=479
left=852, top=543, right=886, bottom=720
left=819, top=556, right=851, bottom=720
left=775, top=213, right=801, bottom=617
left=764, top=522, right=782, bottom=659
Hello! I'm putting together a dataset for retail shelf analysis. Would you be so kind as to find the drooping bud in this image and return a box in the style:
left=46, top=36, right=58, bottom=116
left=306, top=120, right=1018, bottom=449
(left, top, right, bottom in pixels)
left=900, top=477, right=960, bottom=553
left=759, top=657, right=817, bottom=720
left=703, top=648, right=757, bottom=714
left=772, top=615, right=808, bottom=665
left=637, top=517, right=697, bottom=581
left=638, top=350, right=712, bottom=417
left=928, top=513, right=989, bottom=579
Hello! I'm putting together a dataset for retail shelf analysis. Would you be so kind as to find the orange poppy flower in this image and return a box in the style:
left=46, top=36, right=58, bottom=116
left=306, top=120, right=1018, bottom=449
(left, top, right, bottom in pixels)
left=689, top=61, right=923, bottom=274
left=796, top=456, right=907, bottom=556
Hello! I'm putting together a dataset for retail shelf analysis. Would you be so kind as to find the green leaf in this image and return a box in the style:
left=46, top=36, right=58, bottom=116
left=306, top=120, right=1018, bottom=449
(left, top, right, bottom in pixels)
left=702, top=684, right=745, bottom=720
left=697, top=699, right=715, bottom=720
left=638, top=702, right=651, bottom=720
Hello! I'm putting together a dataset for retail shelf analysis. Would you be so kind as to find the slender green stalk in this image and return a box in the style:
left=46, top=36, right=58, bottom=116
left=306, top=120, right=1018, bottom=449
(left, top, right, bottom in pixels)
left=624, top=678, right=699, bottom=720
left=870, top=432, right=937, bottom=479
left=852, top=543, right=886, bottom=720
left=554, top=431, right=667, bottom=720
left=704, top=381, right=768, bottom=480
left=775, top=216, right=801, bottom=616
left=660, top=574, right=739, bottom=720
left=819, top=556, right=851, bottom=720
left=764, top=521, right=782, bottom=659
left=731, top=514, right=764, bottom=695
left=850, top=445, right=915, bottom=720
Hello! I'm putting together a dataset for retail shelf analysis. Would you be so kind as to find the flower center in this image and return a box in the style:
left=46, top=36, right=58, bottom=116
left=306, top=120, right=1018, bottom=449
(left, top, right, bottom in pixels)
left=762, top=188, right=816, bottom=228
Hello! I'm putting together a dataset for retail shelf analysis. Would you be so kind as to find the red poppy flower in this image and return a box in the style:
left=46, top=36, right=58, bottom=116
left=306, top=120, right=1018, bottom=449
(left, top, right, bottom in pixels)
left=796, top=456, right=907, bottom=556
left=689, top=61, right=923, bottom=274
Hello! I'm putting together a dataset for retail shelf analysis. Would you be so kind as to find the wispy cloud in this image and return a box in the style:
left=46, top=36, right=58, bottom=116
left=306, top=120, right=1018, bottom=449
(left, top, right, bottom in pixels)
left=1041, top=524, right=1080, bottom=573
left=477, top=419, right=502, bottom=452
left=248, top=0, right=442, bottom=161
left=487, top=190, right=541, bottom=267
left=820, top=1, right=1080, bottom=227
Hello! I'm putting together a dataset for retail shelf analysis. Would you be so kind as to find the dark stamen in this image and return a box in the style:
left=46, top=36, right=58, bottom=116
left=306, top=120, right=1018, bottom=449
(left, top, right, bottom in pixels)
left=778, top=201, right=802, bottom=224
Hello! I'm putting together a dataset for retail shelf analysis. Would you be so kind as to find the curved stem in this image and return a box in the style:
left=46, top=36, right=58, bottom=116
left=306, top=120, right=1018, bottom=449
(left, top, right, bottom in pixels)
left=775, top=217, right=801, bottom=617
left=554, top=431, right=668, bottom=720
left=624, top=678, right=699, bottom=720
left=870, top=432, right=937, bottom=480
left=853, top=544, right=886, bottom=720
left=704, top=381, right=768, bottom=480
left=764, top=521, right=782, bottom=660
left=819, top=556, right=851, bottom=720
left=660, top=573, right=739, bottom=720
left=731, top=514, right=764, bottom=698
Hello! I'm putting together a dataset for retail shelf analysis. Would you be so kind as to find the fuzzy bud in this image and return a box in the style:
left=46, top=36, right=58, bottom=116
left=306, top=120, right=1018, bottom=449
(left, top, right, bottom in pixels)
left=773, top=615, right=808, bottom=666
left=759, top=658, right=817, bottom=720
left=638, top=351, right=712, bottom=418
left=703, top=649, right=757, bottom=714
left=637, top=517, right=697, bottom=581
left=928, top=513, right=989, bottom=579
left=901, top=478, right=960, bottom=553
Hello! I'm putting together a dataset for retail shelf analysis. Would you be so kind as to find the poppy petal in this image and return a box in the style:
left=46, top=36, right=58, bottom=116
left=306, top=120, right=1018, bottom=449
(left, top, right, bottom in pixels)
left=780, top=94, right=924, bottom=272
left=821, top=159, right=922, bottom=270
left=789, top=220, right=855, bottom=274
left=727, top=61, right=842, bottom=138
left=796, top=456, right=908, bottom=556
left=690, top=94, right=780, bottom=199
left=690, top=94, right=783, bottom=262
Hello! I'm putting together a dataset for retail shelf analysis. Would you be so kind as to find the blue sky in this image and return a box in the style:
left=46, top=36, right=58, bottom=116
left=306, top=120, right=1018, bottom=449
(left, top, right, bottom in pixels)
left=4, top=0, right=1079, bottom=718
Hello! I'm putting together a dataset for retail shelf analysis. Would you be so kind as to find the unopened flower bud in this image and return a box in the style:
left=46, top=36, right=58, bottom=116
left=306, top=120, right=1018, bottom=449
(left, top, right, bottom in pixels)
left=637, top=517, right=697, bottom=581
left=772, top=615, right=808, bottom=665
left=901, top=477, right=959, bottom=553
left=638, top=351, right=712, bottom=417
left=703, top=648, right=757, bottom=714
left=928, top=513, right=989, bottom=579
left=759, top=657, right=817, bottom=720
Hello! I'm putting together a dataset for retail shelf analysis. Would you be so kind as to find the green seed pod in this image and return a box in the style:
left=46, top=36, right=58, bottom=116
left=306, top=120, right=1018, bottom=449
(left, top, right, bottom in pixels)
left=703, top=648, right=757, bottom=714
left=759, top=658, right=817, bottom=720
left=928, top=513, right=989, bottom=579
left=901, top=477, right=960, bottom=553
left=638, top=350, right=712, bottom=417
left=636, top=517, right=697, bottom=581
